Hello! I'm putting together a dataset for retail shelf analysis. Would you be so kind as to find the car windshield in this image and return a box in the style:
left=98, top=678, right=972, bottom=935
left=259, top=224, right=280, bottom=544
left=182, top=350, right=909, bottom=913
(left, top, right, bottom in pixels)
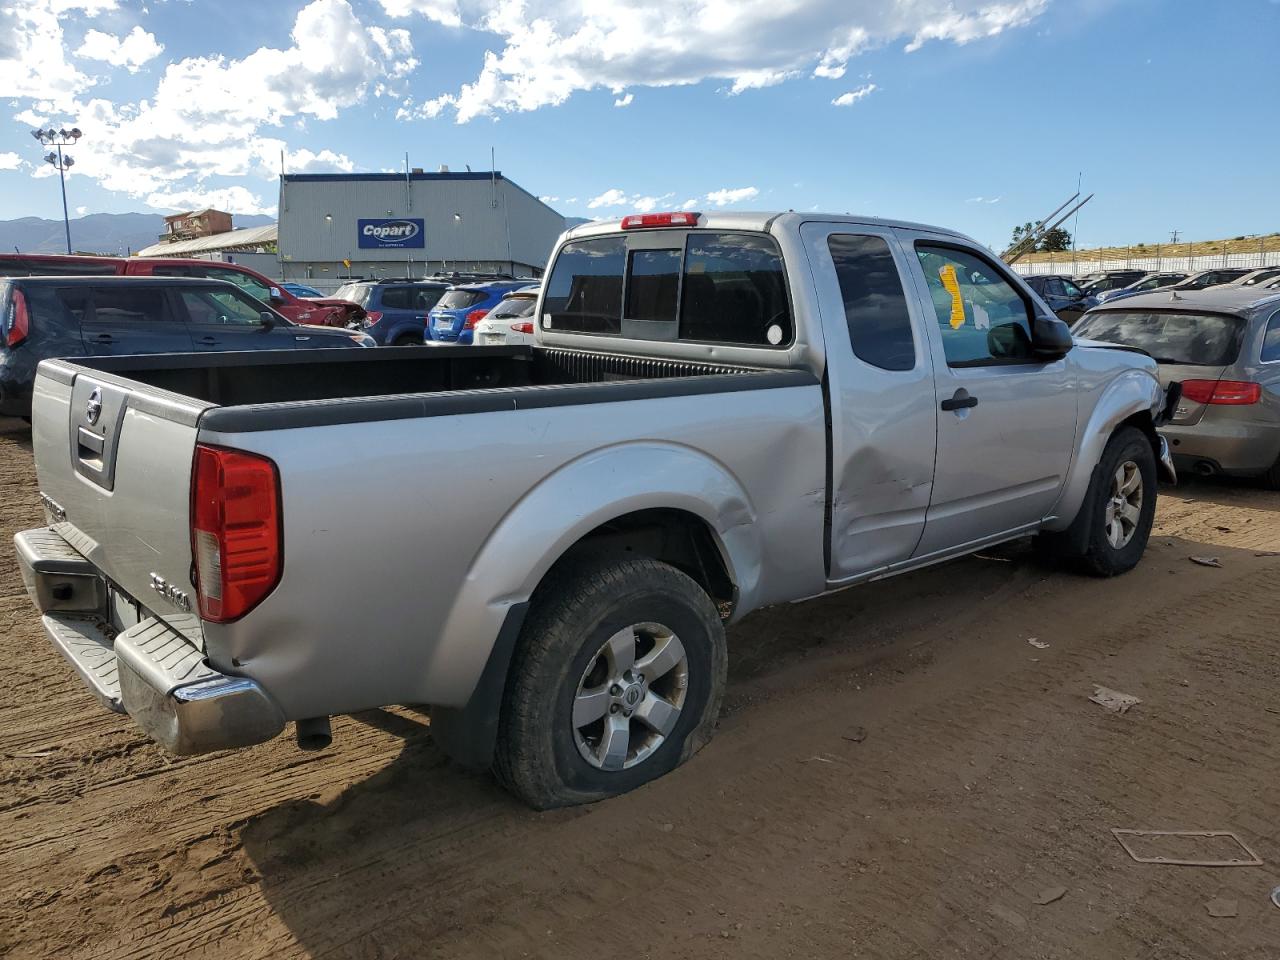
left=488, top=295, right=538, bottom=320
left=437, top=289, right=487, bottom=309
left=333, top=283, right=372, bottom=306
left=1074, top=310, right=1245, bottom=365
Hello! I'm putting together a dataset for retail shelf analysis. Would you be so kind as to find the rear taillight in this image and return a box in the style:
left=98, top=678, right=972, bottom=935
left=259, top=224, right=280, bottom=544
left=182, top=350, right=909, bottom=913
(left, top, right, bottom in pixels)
left=510, top=321, right=534, bottom=334
left=191, top=444, right=282, bottom=623
left=621, top=212, right=700, bottom=229
left=363, top=311, right=383, bottom=327
left=464, top=308, right=490, bottom=330
left=5, top=289, right=29, bottom=347
left=1180, top=379, right=1262, bottom=405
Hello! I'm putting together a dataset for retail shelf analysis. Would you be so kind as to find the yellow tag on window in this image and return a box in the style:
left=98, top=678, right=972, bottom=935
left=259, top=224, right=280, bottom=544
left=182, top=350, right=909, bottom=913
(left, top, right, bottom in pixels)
left=939, top=264, right=965, bottom=329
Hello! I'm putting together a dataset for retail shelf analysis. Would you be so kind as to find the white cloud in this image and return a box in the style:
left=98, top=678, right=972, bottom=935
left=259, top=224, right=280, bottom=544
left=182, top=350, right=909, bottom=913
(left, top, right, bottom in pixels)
left=705, top=186, right=759, bottom=207
left=614, top=92, right=633, bottom=107
left=0, top=0, right=113, bottom=106
left=8, top=0, right=410, bottom=213
left=966, top=196, right=1003, bottom=204
left=144, top=185, right=275, bottom=216
left=587, top=188, right=630, bottom=209
left=679, top=198, right=699, bottom=211
left=539, top=195, right=560, bottom=202
left=75, top=205, right=87, bottom=215
left=586, top=189, right=675, bottom=212
left=393, top=0, right=1047, bottom=122
left=832, top=82, right=877, bottom=106
left=75, top=25, right=163, bottom=72
left=0, top=152, right=22, bottom=171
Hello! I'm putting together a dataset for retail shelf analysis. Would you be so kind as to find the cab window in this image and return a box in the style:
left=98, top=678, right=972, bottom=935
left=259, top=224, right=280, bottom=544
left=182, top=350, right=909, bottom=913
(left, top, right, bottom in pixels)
left=916, top=244, right=1035, bottom=366
left=828, top=234, right=915, bottom=371
left=180, top=288, right=268, bottom=326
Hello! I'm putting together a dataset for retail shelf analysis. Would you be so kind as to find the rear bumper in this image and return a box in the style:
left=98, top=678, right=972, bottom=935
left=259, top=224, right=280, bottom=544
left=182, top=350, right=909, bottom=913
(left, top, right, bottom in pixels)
left=15, top=526, right=285, bottom=754
left=1162, top=420, right=1280, bottom=477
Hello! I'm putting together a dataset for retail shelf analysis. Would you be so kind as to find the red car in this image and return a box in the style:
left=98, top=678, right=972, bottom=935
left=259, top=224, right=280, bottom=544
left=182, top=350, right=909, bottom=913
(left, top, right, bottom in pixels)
left=0, top=253, right=363, bottom=327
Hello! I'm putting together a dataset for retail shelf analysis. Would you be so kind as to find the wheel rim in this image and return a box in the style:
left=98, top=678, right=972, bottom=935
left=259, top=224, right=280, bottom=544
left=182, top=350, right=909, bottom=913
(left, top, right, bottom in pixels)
left=1105, top=459, right=1143, bottom=549
left=572, top=622, right=689, bottom=772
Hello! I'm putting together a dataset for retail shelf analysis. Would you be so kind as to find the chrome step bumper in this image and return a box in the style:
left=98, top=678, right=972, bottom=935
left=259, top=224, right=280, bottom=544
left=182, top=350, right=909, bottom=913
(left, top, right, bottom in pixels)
left=15, top=526, right=285, bottom=755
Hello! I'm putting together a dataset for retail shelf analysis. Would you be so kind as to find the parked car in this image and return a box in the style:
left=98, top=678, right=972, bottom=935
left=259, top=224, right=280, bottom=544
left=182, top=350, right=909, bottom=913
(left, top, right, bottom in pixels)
left=0, top=254, right=363, bottom=328
left=1166, top=268, right=1253, bottom=291
left=14, top=211, right=1175, bottom=810
left=1022, top=274, right=1096, bottom=323
left=0, top=276, right=374, bottom=417
left=1094, top=272, right=1189, bottom=305
left=1074, top=286, right=1280, bottom=485
left=472, top=285, right=540, bottom=346
left=332, top=279, right=451, bottom=345
left=428, top=279, right=533, bottom=344
left=281, top=282, right=325, bottom=298
left=1231, top=267, right=1280, bottom=287
left=1079, top=270, right=1147, bottom=297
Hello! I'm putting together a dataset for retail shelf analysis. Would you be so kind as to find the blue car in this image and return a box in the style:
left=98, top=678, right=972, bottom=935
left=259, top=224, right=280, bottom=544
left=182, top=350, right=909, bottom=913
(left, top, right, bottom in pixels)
left=332, top=279, right=451, bottom=345
left=280, top=281, right=324, bottom=298
left=428, top=280, right=533, bottom=344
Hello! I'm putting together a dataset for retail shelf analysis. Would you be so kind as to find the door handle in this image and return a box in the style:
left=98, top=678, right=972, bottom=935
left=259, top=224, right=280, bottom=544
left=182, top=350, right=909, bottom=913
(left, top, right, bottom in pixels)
left=198, top=336, right=220, bottom=345
left=940, top=390, right=979, bottom=412
left=94, top=334, right=116, bottom=344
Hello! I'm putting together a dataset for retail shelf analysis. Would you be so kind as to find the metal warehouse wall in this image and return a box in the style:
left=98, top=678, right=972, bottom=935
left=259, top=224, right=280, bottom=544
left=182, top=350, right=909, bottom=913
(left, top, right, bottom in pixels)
left=277, top=173, right=564, bottom=272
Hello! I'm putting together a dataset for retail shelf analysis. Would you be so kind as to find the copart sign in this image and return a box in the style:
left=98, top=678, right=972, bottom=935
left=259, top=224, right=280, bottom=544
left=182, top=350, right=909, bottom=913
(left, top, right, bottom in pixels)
left=358, top=218, right=425, bottom=249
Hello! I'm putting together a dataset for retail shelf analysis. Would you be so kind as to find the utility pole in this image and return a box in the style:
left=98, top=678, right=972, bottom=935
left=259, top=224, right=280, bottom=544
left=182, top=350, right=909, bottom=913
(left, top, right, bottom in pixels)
left=1170, top=229, right=1180, bottom=245
left=31, top=126, right=82, bottom=254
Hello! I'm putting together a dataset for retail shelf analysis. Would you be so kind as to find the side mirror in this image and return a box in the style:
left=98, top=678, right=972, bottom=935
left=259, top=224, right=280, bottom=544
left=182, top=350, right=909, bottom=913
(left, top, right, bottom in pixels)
left=1031, top=314, right=1073, bottom=360
left=259, top=311, right=277, bottom=328
left=269, top=286, right=283, bottom=301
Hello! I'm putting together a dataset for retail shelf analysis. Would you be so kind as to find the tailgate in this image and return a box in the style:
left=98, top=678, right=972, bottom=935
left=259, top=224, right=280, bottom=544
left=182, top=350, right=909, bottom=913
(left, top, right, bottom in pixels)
left=31, top=363, right=207, bottom=636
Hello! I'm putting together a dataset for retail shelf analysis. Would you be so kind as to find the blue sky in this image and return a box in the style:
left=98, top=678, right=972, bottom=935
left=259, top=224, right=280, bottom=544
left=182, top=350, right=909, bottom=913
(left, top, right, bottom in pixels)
left=1, top=0, right=1277, bottom=251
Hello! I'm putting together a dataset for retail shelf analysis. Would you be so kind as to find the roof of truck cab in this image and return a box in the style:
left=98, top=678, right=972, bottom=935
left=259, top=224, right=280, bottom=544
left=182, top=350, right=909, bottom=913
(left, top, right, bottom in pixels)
left=1090, top=285, right=1280, bottom=318
left=562, top=210, right=973, bottom=242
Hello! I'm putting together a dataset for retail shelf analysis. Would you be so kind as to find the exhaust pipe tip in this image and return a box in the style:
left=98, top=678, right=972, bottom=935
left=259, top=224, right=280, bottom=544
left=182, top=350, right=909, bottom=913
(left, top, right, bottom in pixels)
left=295, top=716, right=332, bottom=751
left=1193, top=460, right=1217, bottom=477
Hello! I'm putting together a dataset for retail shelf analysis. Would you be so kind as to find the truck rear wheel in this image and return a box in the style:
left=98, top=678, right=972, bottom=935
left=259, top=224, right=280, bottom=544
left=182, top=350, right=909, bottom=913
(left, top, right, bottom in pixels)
left=493, top=553, right=727, bottom=809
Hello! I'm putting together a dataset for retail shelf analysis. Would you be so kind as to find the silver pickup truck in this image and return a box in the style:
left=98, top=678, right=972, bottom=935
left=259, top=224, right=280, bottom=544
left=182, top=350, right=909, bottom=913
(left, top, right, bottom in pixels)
left=15, top=212, right=1177, bottom=808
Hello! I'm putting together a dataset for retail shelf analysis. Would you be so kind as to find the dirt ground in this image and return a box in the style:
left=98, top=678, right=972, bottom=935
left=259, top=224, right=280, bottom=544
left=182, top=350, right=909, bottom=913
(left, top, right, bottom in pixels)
left=3, top=415, right=1280, bottom=960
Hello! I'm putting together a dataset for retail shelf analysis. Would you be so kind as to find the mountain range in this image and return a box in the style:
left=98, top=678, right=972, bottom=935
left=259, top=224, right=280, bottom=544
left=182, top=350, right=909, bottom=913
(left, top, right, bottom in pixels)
left=0, top=212, right=276, bottom=256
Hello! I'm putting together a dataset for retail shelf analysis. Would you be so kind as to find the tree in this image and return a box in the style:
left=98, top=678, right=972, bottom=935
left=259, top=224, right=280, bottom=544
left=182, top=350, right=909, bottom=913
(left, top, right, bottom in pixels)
left=1010, top=221, right=1036, bottom=249
left=1039, top=226, right=1072, bottom=252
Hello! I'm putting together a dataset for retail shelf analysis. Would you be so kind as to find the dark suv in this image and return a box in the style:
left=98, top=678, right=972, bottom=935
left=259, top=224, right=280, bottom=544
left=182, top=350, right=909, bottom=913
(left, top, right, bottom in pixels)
left=331, top=279, right=451, bottom=345
left=1079, top=270, right=1147, bottom=297
left=0, top=276, right=372, bottom=417
left=1022, top=274, right=1096, bottom=323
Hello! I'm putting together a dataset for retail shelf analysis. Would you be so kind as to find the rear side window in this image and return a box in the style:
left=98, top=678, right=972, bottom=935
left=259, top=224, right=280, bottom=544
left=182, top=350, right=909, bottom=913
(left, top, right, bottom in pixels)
left=489, top=296, right=538, bottom=320
left=59, top=287, right=172, bottom=324
left=828, top=234, right=915, bottom=371
left=438, top=289, right=488, bottom=310
left=544, top=237, right=626, bottom=334
left=379, top=286, right=414, bottom=310
left=1260, top=309, right=1280, bottom=362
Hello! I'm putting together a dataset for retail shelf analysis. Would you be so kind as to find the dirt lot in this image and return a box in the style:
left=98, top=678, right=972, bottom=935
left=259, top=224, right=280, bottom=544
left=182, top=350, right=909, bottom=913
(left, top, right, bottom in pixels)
left=3, top=416, right=1280, bottom=959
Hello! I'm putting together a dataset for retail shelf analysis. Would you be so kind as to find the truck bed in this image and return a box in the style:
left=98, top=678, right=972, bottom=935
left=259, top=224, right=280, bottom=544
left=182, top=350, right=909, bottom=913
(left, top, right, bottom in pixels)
left=62, top=345, right=796, bottom=425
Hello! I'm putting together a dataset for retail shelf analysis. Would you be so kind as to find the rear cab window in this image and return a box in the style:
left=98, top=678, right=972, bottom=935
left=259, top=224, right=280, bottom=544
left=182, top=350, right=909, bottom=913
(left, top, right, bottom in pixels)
left=544, top=231, right=792, bottom=347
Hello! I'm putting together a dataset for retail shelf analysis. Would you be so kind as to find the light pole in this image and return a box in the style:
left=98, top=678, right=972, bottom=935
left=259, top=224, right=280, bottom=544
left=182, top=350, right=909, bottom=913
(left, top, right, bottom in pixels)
left=31, top=126, right=81, bottom=254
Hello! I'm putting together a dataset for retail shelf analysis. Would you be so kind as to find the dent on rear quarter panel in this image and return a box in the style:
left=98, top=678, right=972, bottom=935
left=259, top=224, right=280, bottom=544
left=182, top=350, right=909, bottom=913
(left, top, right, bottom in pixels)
left=196, top=382, right=826, bottom=720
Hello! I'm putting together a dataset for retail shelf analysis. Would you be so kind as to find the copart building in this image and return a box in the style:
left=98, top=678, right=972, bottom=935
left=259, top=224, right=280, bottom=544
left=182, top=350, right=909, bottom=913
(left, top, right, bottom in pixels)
left=277, top=170, right=566, bottom=284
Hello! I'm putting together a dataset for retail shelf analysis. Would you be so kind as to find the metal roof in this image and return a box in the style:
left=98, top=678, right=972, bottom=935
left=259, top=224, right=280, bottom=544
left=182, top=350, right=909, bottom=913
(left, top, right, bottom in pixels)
left=1092, top=285, right=1280, bottom=318
left=135, top=223, right=277, bottom=258
left=282, top=171, right=506, bottom=183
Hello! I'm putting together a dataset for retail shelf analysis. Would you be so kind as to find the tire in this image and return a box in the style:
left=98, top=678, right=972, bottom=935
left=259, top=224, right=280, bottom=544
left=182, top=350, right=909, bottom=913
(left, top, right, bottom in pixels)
left=493, top=552, right=727, bottom=810
left=1075, top=426, right=1158, bottom=577
left=393, top=334, right=422, bottom=346
left=1261, top=456, right=1280, bottom=491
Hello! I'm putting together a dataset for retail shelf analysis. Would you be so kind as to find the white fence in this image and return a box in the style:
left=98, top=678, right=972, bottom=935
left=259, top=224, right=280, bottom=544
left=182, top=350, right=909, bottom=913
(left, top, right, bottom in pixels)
left=1014, top=250, right=1280, bottom=278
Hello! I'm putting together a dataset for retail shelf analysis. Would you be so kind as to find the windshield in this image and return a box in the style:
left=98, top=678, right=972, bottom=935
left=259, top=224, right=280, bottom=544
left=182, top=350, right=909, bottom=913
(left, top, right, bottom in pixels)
left=1074, top=310, right=1244, bottom=365
left=488, top=295, right=538, bottom=320
left=437, top=289, right=487, bottom=310
left=333, top=283, right=373, bottom=306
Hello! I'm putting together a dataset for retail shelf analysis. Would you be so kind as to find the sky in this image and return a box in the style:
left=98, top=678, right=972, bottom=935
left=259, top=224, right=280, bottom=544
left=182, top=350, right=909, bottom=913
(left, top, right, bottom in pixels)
left=1, top=0, right=1277, bottom=251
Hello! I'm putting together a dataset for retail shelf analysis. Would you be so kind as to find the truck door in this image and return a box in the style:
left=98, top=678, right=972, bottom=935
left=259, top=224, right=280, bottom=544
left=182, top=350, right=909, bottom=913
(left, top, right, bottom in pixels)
left=800, top=222, right=938, bottom=582
left=899, top=233, right=1077, bottom=559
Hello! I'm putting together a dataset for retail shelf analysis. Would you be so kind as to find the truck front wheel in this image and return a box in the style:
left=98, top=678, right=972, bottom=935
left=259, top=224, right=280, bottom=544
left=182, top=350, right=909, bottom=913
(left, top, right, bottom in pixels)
left=1075, top=426, right=1158, bottom=577
left=493, top=553, right=727, bottom=809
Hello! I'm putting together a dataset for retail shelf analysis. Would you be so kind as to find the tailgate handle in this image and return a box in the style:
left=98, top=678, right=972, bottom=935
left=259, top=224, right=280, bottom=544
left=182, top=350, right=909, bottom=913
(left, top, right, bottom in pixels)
left=77, top=426, right=105, bottom=465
